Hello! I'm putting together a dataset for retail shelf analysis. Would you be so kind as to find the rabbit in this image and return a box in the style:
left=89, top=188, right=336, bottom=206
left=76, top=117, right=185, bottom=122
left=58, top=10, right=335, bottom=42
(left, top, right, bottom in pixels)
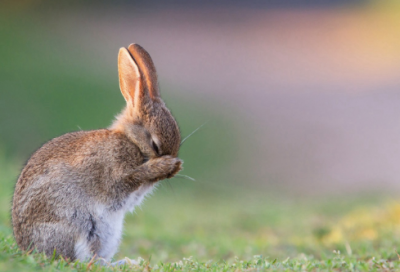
left=11, top=43, right=182, bottom=264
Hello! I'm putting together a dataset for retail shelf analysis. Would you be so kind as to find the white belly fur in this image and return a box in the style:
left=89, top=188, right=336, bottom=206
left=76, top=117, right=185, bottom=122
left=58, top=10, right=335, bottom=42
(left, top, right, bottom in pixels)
left=74, top=183, right=155, bottom=261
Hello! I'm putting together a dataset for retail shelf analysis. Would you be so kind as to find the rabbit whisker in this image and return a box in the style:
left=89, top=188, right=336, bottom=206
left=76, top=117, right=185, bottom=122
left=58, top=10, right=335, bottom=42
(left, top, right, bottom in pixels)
left=165, top=179, right=176, bottom=196
left=174, top=174, right=196, bottom=181
left=180, top=122, right=208, bottom=146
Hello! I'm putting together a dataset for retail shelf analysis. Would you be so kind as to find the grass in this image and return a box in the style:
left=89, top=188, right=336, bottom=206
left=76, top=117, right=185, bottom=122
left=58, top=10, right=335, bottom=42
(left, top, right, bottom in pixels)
left=2, top=152, right=400, bottom=271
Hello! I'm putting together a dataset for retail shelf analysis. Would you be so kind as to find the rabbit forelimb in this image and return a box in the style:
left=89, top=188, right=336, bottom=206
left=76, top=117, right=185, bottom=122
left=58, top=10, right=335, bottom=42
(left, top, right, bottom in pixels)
left=125, top=156, right=182, bottom=185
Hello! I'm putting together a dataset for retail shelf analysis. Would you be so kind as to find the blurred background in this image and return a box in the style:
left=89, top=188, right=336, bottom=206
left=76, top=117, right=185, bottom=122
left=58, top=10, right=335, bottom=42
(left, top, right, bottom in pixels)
left=1, top=0, right=400, bottom=264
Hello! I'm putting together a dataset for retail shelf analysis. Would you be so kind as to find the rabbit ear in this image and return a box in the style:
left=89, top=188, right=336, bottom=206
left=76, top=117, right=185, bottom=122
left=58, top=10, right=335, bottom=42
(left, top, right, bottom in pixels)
left=127, top=44, right=160, bottom=100
left=118, top=47, right=141, bottom=106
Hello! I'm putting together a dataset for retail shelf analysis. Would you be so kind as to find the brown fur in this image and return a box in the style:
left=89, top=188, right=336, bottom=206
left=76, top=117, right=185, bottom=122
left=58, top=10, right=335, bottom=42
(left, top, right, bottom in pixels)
left=12, top=44, right=182, bottom=261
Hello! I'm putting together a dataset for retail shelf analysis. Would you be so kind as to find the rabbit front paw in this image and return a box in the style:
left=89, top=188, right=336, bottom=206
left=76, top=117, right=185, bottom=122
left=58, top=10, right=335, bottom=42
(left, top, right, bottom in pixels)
left=148, top=156, right=182, bottom=182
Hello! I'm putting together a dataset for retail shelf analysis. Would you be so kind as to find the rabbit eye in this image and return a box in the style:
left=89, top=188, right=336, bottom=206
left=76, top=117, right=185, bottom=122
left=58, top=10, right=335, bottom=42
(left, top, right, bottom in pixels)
left=151, top=139, right=160, bottom=155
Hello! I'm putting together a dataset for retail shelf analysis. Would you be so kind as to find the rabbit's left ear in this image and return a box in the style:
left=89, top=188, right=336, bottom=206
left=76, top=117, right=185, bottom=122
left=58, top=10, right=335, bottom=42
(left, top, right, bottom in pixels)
left=118, top=47, right=141, bottom=107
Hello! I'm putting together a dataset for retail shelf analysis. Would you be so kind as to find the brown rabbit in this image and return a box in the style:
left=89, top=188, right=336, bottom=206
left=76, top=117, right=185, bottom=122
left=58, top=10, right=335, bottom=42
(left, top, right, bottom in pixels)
left=12, top=44, right=182, bottom=263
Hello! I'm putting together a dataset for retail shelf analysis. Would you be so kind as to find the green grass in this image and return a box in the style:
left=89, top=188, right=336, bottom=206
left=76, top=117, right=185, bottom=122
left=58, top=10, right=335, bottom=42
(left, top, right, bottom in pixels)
left=2, top=152, right=400, bottom=271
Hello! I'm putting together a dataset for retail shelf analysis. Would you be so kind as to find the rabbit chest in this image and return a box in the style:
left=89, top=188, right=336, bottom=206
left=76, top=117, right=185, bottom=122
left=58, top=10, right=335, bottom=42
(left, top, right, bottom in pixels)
left=76, top=183, right=155, bottom=261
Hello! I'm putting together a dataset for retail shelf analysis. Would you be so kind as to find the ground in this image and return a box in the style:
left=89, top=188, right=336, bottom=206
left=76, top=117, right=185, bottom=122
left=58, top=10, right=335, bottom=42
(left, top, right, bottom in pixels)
left=2, top=155, right=400, bottom=271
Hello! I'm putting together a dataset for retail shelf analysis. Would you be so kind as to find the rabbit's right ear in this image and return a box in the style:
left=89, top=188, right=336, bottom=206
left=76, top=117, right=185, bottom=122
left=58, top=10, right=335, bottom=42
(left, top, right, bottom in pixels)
left=118, top=47, right=141, bottom=107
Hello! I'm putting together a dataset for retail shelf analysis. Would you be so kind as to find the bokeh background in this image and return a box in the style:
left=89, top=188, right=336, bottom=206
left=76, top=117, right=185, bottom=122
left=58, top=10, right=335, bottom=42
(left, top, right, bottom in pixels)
left=2, top=0, right=400, bottom=264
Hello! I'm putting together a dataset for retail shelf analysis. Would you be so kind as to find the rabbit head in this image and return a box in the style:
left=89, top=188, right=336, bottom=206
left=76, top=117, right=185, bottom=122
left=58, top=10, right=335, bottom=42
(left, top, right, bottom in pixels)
left=111, top=44, right=180, bottom=159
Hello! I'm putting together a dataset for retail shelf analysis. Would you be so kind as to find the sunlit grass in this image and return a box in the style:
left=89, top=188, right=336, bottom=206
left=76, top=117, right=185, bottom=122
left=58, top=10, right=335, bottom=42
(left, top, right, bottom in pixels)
left=2, top=152, right=400, bottom=271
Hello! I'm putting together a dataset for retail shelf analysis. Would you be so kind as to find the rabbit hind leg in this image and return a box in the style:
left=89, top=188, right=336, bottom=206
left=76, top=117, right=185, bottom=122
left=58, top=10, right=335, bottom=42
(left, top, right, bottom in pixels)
left=29, top=223, right=77, bottom=260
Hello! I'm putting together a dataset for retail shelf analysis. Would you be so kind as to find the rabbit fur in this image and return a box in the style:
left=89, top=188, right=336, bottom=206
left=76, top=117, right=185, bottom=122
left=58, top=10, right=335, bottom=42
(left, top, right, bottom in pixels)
left=12, top=44, right=182, bottom=262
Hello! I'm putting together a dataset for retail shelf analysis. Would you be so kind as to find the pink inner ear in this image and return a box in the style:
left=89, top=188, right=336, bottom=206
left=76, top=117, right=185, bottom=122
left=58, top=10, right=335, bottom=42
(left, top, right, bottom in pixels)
left=118, top=47, right=142, bottom=106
